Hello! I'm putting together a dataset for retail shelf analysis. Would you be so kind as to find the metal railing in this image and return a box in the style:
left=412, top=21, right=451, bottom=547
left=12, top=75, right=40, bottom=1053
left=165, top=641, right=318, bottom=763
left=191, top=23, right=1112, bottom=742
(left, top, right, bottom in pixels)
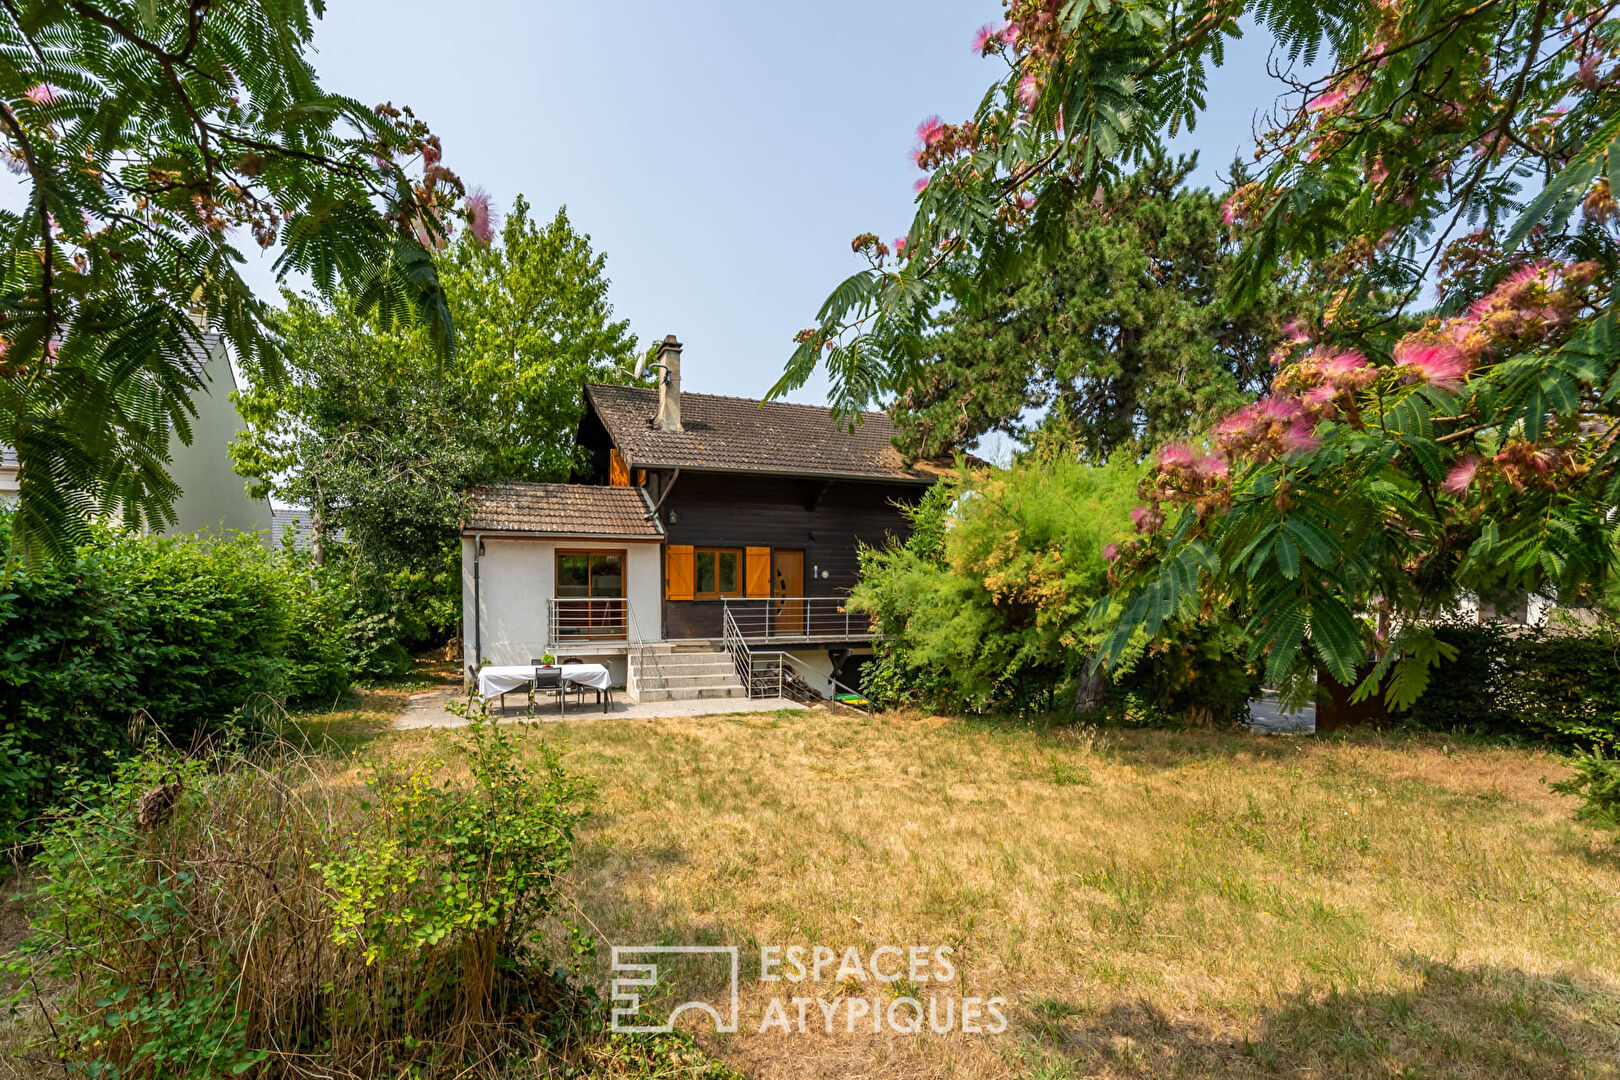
left=723, top=608, right=844, bottom=702
left=721, top=596, right=871, bottom=642
left=723, top=606, right=782, bottom=698
left=548, top=597, right=629, bottom=646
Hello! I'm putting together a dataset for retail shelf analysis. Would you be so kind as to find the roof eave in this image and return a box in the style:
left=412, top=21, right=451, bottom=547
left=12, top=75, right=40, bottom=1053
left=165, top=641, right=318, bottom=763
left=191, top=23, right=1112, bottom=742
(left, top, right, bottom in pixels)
left=460, top=528, right=665, bottom=541
left=619, top=461, right=938, bottom=485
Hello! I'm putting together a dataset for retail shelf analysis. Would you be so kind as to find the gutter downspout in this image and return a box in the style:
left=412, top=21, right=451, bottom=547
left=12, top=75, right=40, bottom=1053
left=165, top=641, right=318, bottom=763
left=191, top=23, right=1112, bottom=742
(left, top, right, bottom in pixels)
left=472, top=532, right=482, bottom=668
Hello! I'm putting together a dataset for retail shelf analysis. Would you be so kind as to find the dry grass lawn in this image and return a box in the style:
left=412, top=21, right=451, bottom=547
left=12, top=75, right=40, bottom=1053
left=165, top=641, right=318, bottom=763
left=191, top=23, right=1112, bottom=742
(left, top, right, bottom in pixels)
left=381, top=707, right=1620, bottom=1080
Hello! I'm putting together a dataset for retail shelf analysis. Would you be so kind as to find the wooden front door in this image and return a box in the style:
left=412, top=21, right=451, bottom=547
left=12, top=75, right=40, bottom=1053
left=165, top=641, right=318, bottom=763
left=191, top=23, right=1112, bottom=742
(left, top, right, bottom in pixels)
left=773, top=548, right=804, bottom=635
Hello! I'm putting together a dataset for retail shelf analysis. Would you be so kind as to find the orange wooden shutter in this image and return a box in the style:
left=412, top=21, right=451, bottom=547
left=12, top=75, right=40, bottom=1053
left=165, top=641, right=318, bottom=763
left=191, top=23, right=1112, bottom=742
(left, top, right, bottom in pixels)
left=665, top=545, right=694, bottom=600
left=745, top=547, right=771, bottom=598
left=608, top=449, right=631, bottom=487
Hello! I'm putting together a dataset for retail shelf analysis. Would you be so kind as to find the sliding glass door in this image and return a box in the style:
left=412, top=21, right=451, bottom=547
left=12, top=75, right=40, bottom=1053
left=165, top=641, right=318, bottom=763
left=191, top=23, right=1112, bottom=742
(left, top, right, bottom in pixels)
left=555, top=551, right=627, bottom=640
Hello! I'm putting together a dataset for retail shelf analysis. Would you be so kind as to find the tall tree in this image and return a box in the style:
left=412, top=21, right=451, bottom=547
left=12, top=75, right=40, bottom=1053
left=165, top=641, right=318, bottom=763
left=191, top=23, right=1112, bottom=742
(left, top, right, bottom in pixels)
left=232, top=198, right=646, bottom=651
left=232, top=293, right=487, bottom=574
left=0, top=0, right=472, bottom=566
left=440, top=197, right=639, bottom=481
left=780, top=0, right=1620, bottom=704
left=895, top=154, right=1285, bottom=461
left=232, top=293, right=484, bottom=658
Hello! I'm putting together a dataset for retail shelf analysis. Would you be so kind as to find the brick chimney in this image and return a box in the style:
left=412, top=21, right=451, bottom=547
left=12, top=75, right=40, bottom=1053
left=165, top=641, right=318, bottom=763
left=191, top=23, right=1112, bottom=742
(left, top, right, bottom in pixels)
left=656, top=334, right=683, bottom=432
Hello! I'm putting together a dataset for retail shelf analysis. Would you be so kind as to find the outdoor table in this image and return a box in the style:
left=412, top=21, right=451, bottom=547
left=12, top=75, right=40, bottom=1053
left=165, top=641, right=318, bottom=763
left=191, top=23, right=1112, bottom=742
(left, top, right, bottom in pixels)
left=476, top=664, right=613, bottom=713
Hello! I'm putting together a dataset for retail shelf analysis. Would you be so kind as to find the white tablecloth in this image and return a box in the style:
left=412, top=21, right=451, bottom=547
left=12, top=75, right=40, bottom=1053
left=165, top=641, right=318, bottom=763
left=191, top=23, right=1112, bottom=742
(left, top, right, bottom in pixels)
left=477, top=663, right=611, bottom=699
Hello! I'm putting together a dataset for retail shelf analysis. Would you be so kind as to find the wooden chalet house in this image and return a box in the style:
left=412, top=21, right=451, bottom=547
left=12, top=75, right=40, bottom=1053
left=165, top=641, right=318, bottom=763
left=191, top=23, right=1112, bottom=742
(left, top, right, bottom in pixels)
left=459, top=336, right=953, bottom=703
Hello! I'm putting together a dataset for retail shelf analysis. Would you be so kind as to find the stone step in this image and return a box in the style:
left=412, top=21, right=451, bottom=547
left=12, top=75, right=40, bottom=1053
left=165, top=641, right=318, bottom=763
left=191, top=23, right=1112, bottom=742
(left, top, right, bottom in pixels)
left=635, top=685, right=750, bottom=702
left=638, top=641, right=726, bottom=654
left=636, top=660, right=736, bottom=677
left=628, top=646, right=750, bottom=702
left=637, top=672, right=746, bottom=691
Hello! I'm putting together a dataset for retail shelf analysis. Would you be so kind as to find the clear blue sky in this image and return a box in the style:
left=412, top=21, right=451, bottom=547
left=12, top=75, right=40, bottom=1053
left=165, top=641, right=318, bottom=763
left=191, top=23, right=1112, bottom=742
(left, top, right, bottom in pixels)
left=4, top=3, right=1294, bottom=412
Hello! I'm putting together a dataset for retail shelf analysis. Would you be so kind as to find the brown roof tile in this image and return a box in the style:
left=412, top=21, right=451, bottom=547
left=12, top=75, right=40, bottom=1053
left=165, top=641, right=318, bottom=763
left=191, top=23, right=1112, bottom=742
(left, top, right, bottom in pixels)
left=585, top=384, right=950, bottom=483
left=463, top=483, right=664, bottom=538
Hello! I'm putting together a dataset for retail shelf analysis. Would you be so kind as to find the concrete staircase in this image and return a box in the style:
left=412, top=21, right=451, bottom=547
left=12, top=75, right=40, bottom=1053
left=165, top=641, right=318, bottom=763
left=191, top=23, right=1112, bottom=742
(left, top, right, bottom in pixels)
left=628, top=642, right=748, bottom=702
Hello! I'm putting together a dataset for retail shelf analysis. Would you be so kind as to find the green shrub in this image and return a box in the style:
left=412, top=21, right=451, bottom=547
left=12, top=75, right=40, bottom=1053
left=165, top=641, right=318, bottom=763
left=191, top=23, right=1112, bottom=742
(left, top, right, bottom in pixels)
left=3, top=707, right=588, bottom=1078
left=853, top=458, right=1258, bottom=722
left=1402, top=619, right=1620, bottom=749
left=281, top=574, right=352, bottom=704
left=1110, top=612, right=1262, bottom=726
left=0, top=512, right=350, bottom=844
left=1551, top=749, right=1620, bottom=832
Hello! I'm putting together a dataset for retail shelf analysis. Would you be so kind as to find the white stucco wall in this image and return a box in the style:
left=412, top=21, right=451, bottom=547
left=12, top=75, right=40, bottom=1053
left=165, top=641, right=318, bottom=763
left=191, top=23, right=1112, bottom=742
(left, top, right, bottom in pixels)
left=785, top=650, right=836, bottom=699
left=462, top=535, right=664, bottom=682
left=0, top=465, right=16, bottom=503
left=784, top=648, right=876, bottom=699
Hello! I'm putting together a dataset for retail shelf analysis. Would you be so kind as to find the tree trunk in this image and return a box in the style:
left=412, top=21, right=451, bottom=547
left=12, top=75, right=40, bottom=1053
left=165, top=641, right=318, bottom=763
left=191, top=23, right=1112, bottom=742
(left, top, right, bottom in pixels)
left=1074, top=666, right=1108, bottom=713
left=311, top=501, right=327, bottom=567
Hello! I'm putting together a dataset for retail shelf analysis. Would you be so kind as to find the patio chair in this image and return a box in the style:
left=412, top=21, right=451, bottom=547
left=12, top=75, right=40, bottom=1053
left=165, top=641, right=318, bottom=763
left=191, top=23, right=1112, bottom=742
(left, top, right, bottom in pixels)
left=559, top=656, right=591, bottom=707
left=529, top=666, right=566, bottom=716
left=534, top=657, right=588, bottom=708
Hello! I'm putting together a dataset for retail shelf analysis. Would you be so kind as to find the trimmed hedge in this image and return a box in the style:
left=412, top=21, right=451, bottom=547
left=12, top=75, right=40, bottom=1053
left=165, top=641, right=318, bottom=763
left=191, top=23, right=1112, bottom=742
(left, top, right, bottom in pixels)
left=0, top=515, right=349, bottom=844
left=1403, top=619, right=1620, bottom=749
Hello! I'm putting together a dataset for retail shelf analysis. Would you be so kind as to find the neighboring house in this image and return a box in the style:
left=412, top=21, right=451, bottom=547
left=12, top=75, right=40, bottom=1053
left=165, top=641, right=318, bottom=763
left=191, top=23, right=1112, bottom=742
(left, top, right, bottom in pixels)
left=461, top=335, right=953, bottom=703
left=0, top=331, right=272, bottom=541
left=0, top=445, right=16, bottom=502
left=269, top=505, right=342, bottom=552
left=165, top=332, right=272, bottom=539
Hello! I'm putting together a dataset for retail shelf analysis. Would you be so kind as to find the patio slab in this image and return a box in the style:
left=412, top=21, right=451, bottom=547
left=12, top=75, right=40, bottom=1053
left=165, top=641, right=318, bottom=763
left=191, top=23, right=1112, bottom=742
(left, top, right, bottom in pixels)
left=1248, top=693, right=1316, bottom=734
left=392, top=685, right=809, bottom=729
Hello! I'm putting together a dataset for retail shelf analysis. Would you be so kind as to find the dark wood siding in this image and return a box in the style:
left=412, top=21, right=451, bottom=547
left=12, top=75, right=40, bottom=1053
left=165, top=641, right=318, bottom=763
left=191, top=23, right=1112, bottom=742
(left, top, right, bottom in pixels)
left=655, top=470, right=923, bottom=639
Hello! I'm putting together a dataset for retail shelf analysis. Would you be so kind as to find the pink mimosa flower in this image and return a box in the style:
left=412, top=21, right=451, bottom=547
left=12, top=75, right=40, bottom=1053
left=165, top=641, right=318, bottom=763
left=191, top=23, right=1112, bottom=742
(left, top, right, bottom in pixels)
left=913, top=177, right=929, bottom=195
left=1214, top=408, right=1250, bottom=440
left=1257, top=395, right=1306, bottom=424
left=1159, top=442, right=1195, bottom=468
left=1578, top=55, right=1601, bottom=89
left=892, top=237, right=908, bottom=257
left=1016, top=72, right=1040, bottom=110
left=1502, top=261, right=1550, bottom=287
left=1318, top=349, right=1369, bottom=381
left=1303, top=384, right=1337, bottom=410
left=1281, top=421, right=1320, bottom=454
left=1442, top=455, right=1480, bottom=494
left=972, top=23, right=1001, bottom=54
left=24, top=84, right=61, bottom=105
left=916, top=115, right=946, bottom=147
left=1220, top=197, right=1238, bottom=225
left=1307, top=88, right=1346, bottom=112
left=1134, top=506, right=1166, bottom=533
left=1103, top=543, right=1119, bottom=562
left=465, top=187, right=494, bottom=245
left=1194, top=454, right=1229, bottom=480
left=1394, top=339, right=1468, bottom=390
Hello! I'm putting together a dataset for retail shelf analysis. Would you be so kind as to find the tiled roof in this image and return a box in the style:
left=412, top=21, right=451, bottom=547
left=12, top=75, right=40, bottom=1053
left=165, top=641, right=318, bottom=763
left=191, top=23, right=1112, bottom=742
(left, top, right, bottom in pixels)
left=463, top=482, right=664, bottom=538
left=584, top=384, right=951, bottom=483
left=269, top=505, right=339, bottom=550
